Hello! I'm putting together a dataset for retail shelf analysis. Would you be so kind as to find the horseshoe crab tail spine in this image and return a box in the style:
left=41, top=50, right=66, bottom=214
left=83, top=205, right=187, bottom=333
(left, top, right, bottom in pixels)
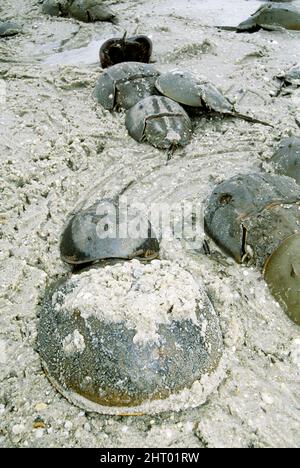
left=215, top=26, right=238, bottom=31
left=232, top=112, right=274, bottom=128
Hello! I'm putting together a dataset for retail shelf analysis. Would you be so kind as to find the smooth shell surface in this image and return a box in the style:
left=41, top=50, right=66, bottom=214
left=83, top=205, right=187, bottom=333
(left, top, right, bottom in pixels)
left=38, top=261, right=223, bottom=414
left=126, top=96, right=192, bottom=149
left=42, top=0, right=115, bottom=22
left=237, top=4, right=300, bottom=31
left=205, top=173, right=300, bottom=267
left=94, top=62, right=160, bottom=111
left=100, top=35, right=152, bottom=69
left=0, top=21, right=21, bottom=37
left=156, top=70, right=233, bottom=114
left=264, top=233, right=300, bottom=325
left=271, top=137, right=300, bottom=185
left=60, top=199, right=159, bottom=265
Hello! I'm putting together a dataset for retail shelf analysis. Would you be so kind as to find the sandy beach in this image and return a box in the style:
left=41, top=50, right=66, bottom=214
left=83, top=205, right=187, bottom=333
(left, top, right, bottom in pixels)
left=0, top=0, right=300, bottom=448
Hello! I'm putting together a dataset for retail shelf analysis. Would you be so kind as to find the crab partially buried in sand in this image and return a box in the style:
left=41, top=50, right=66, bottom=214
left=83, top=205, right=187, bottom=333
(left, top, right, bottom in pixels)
left=218, top=3, right=300, bottom=32
left=205, top=173, right=300, bottom=325
left=38, top=261, right=224, bottom=414
left=60, top=198, right=160, bottom=266
left=41, top=0, right=116, bottom=22
left=236, top=3, right=300, bottom=31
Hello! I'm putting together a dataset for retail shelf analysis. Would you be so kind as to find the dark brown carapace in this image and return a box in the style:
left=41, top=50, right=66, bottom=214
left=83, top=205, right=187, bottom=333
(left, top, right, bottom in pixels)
left=100, top=33, right=152, bottom=69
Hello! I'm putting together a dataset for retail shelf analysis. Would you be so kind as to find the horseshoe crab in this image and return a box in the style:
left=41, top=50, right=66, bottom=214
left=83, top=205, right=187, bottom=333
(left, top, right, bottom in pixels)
left=60, top=198, right=159, bottom=266
left=42, top=0, right=116, bottom=23
left=204, top=173, right=300, bottom=268
left=0, top=21, right=21, bottom=37
left=94, top=62, right=160, bottom=111
left=126, top=96, right=192, bottom=150
left=236, top=4, right=300, bottom=32
left=38, top=260, right=223, bottom=414
left=156, top=70, right=272, bottom=127
left=264, top=233, right=300, bottom=325
left=100, top=33, right=152, bottom=69
left=271, top=137, right=300, bottom=185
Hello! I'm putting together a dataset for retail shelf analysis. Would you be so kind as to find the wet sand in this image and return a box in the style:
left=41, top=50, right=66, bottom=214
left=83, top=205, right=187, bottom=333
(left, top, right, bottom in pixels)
left=0, top=0, right=300, bottom=448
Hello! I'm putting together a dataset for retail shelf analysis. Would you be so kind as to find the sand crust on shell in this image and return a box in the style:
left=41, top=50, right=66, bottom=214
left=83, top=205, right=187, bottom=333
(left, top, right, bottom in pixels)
left=1, top=0, right=300, bottom=449
left=58, top=260, right=207, bottom=344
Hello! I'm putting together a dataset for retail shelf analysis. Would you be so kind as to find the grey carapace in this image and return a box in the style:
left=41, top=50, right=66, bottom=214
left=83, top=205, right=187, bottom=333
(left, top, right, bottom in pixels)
left=94, top=62, right=160, bottom=111
left=125, top=95, right=193, bottom=150
left=60, top=198, right=160, bottom=265
left=156, top=70, right=272, bottom=127
left=38, top=262, right=223, bottom=412
left=204, top=172, right=300, bottom=268
left=42, top=0, right=116, bottom=23
left=217, top=3, right=300, bottom=32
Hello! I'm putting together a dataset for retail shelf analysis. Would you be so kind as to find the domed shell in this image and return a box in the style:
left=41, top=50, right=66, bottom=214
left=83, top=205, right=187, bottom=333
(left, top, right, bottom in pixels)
left=156, top=70, right=233, bottom=113
left=38, top=260, right=223, bottom=414
left=60, top=199, right=159, bottom=265
left=264, top=233, right=300, bottom=325
left=237, top=4, right=300, bottom=31
left=42, top=0, right=115, bottom=22
left=271, top=137, right=300, bottom=185
left=68, top=0, right=115, bottom=22
left=204, top=173, right=300, bottom=266
left=125, top=96, right=192, bottom=149
left=94, top=62, right=160, bottom=111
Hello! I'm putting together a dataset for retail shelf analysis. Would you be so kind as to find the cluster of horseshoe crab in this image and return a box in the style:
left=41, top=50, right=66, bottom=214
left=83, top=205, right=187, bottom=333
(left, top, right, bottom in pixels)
left=38, top=194, right=225, bottom=414
left=92, top=19, right=300, bottom=154
left=38, top=137, right=300, bottom=415
left=3, top=1, right=298, bottom=415
left=39, top=1, right=300, bottom=32
left=39, top=69, right=300, bottom=415
left=1, top=1, right=300, bottom=38
left=94, top=63, right=274, bottom=155
left=205, top=137, right=300, bottom=326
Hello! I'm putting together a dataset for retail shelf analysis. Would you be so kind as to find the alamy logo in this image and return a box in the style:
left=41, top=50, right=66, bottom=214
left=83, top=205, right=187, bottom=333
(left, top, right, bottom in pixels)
left=0, top=79, right=6, bottom=105
left=92, top=197, right=205, bottom=250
